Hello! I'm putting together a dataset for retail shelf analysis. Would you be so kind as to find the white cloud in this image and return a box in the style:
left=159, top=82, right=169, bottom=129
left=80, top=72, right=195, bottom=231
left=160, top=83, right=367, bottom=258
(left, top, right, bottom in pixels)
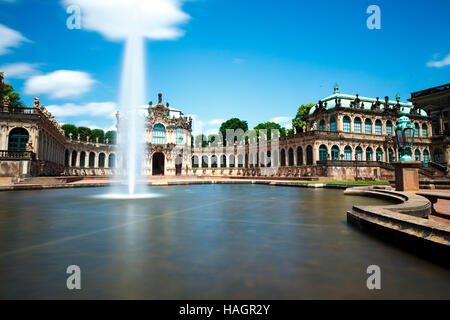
left=75, top=120, right=116, bottom=132
left=61, top=0, right=190, bottom=41
left=46, top=102, right=117, bottom=119
left=271, top=116, right=292, bottom=129
left=427, top=54, right=450, bottom=68
left=0, top=24, right=29, bottom=55
left=0, top=62, right=40, bottom=79
left=208, top=119, right=225, bottom=125
left=24, top=70, right=96, bottom=99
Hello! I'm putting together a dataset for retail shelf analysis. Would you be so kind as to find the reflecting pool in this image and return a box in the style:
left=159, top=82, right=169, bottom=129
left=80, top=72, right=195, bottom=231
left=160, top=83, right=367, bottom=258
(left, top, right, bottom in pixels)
left=0, top=184, right=449, bottom=299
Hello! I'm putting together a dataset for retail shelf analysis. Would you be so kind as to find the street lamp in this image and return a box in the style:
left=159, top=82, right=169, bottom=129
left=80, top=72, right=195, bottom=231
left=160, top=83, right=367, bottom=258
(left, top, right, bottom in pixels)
left=394, top=110, right=415, bottom=161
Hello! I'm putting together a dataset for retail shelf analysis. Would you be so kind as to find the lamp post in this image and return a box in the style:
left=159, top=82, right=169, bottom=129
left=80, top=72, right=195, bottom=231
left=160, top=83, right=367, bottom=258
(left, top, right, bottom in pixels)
left=393, top=110, right=421, bottom=192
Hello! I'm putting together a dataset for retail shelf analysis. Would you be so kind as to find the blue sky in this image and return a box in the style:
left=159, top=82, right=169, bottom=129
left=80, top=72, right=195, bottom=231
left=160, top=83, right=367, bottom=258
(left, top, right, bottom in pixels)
left=0, top=0, right=449, bottom=135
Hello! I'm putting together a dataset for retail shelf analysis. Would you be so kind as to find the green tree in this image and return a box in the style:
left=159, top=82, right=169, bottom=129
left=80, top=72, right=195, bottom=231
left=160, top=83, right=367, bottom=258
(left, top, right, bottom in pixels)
left=254, top=122, right=286, bottom=140
left=61, top=124, right=78, bottom=138
left=77, top=127, right=92, bottom=142
left=219, top=118, right=248, bottom=145
left=105, top=130, right=117, bottom=144
left=91, top=129, right=105, bottom=143
left=1, top=82, right=25, bottom=109
left=292, top=103, right=315, bottom=131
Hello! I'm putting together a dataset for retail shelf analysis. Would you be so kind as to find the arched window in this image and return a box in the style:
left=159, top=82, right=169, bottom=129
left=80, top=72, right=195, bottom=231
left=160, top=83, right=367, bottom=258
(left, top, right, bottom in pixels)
left=108, top=154, right=115, bottom=168
left=344, top=146, right=352, bottom=160
left=99, top=153, right=105, bottom=168
left=354, top=118, right=362, bottom=133
left=331, top=145, right=339, bottom=160
left=319, top=145, right=327, bottom=161
left=221, top=155, right=226, bottom=168
left=288, top=148, right=294, bottom=166
left=355, top=147, right=363, bottom=161
left=152, top=124, right=165, bottom=144
left=71, top=150, right=77, bottom=167
left=192, top=156, right=199, bottom=168
left=297, top=147, right=303, bottom=165
left=343, top=116, right=351, bottom=133
left=330, top=117, right=336, bottom=132
left=366, top=147, right=373, bottom=161
left=414, top=123, right=419, bottom=138
left=266, top=151, right=271, bottom=167
left=414, top=150, right=421, bottom=161
left=260, top=152, right=265, bottom=167
left=364, top=119, right=372, bottom=134
left=8, top=128, right=29, bottom=151
left=80, top=151, right=86, bottom=167
left=202, top=155, right=208, bottom=168
left=422, top=124, right=428, bottom=138
left=229, top=155, right=235, bottom=168
left=433, top=149, right=444, bottom=163
left=375, top=120, right=382, bottom=135
left=281, top=149, right=286, bottom=166
left=238, top=154, right=244, bottom=168
left=89, top=152, right=95, bottom=168
left=388, top=149, right=394, bottom=164
left=211, top=155, right=218, bottom=168
left=64, top=150, right=69, bottom=167
left=423, top=150, right=429, bottom=167
left=175, top=127, right=184, bottom=144
left=376, top=148, right=383, bottom=162
left=386, top=121, right=393, bottom=135
left=319, top=120, right=326, bottom=131
left=306, top=146, right=313, bottom=165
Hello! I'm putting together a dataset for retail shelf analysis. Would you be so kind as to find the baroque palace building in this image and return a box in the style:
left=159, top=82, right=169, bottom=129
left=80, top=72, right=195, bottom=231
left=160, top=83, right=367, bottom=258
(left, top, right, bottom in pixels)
left=0, top=70, right=448, bottom=180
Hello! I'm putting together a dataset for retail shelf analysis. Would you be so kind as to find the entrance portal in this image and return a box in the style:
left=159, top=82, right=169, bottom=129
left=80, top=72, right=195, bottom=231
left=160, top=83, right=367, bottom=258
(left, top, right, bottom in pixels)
left=175, top=154, right=182, bottom=176
left=152, top=152, right=165, bottom=176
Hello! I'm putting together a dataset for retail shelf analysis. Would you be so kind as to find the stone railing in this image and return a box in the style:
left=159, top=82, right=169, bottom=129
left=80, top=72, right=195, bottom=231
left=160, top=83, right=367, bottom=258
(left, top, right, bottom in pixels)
left=0, top=150, right=35, bottom=160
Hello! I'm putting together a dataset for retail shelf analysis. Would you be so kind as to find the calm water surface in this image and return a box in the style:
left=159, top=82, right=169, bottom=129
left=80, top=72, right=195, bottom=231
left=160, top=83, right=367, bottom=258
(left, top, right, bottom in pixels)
left=0, top=184, right=449, bottom=299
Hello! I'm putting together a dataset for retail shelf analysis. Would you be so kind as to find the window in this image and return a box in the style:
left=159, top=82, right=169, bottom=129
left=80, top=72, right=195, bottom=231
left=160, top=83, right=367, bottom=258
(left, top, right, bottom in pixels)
left=152, top=124, right=165, bottom=144
left=343, top=116, right=351, bottom=133
left=386, top=121, right=393, bottom=135
left=414, top=123, right=419, bottom=138
left=422, top=124, right=428, bottom=138
left=355, top=147, right=362, bottom=161
left=306, top=146, right=313, bottom=165
left=108, top=154, right=115, bottom=168
left=221, top=155, right=226, bottom=168
left=319, top=120, right=326, bottom=131
left=238, top=155, right=244, bottom=168
left=423, top=150, right=429, bottom=167
left=281, top=149, right=286, bottom=166
left=202, top=155, right=208, bottom=168
left=176, top=127, right=184, bottom=144
left=80, top=151, right=86, bottom=167
left=288, top=148, right=294, bottom=166
left=71, top=151, right=77, bottom=167
left=354, top=118, right=362, bottom=133
left=388, top=149, right=394, bottom=163
left=192, top=156, right=199, bottom=168
left=330, top=117, right=336, bottom=132
left=414, top=150, right=420, bottom=161
left=8, top=128, right=29, bottom=151
left=344, top=147, right=352, bottom=160
left=211, top=155, right=218, bottom=168
left=89, top=152, right=95, bottom=168
left=319, top=145, right=327, bottom=161
left=375, top=120, right=382, bottom=135
left=297, top=147, right=303, bottom=165
left=366, top=148, right=373, bottom=161
left=229, top=155, right=235, bottom=168
left=376, top=148, right=383, bottom=161
left=331, top=146, right=339, bottom=160
left=99, top=153, right=105, bottom=168
left=364, top=119, right=372, bottom=134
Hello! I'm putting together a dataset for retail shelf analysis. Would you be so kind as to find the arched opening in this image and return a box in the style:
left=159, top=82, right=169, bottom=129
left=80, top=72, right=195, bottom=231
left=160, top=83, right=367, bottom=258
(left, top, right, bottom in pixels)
left=152, top=124, right=166, bottom=144
left=211, top=155, right=218, bottom=168
left=64, top=149, right=69, bottom=167
left=175, top=154, right=182, bottom=175
left=331, top=145, right=339, bottom=160
left=330, top=116, right=336, bottom=132
left=422, top=124, right=428, bottom=138
left=319, top=145, right=327, bottom=161
left=375, top=120, right=382, bottom=135
left=354, top=118, right=362, bottom=133
left=386, top=121, right=393, bottom=135
left=229, top=155, right=235, bottom=168
left=266, top=151, right=271, bottom=167
left=423, top=150, right=429, bottom=167
left=344, top=146, right=352, bottom=160
left=221, top=155, right=226, bottom=168
left=288, top=148, right=294, bottom=166
left=319, top=120, right=326, bottom=131
left=192, top=155, right=199, bottom=168
left=280, top=149, right=286, bottom=166
left=71, top=150, right=77, bottom=167
left=80, top=151, right=86, bottom=167
left=108, top=153, right=115, bottom=168
left=355, top=147, right=363, bottom=161
left=414, top=150, right=421, bottom=162
left=297, top=147, right=303, bottom=165
left=152, top=152, right=165, bottom=175
left=259, top=152, right=264, bottom=167
left=306, top=145, right=313, bottom=165
left=202, top=155, right=208, bottom=168
left=249, top=154, right=253, bottom=168
left=343, top=116, right=351, bottom=133
left=89, top=152, right=95, bottom=168
left=376, top=148, right=383, bottom=162
left=98, top=153, right=105, bottom=168
left=414, top=123, right=419, bottom=138
left=364, top=119, right=372, bottom=134
left=175, top=127, right=184, bottom=144
left=8, top=128, right=29, bottom=151
left=366, top=147, right=373, bottom=161
left=238, top=154, right=244, bottom=168
left=388, top=149, right=394, bottom=164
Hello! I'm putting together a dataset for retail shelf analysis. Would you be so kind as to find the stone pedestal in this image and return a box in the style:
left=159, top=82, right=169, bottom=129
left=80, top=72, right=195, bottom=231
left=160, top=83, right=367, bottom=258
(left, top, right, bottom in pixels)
left=393, top=161, right=421, bottom=191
